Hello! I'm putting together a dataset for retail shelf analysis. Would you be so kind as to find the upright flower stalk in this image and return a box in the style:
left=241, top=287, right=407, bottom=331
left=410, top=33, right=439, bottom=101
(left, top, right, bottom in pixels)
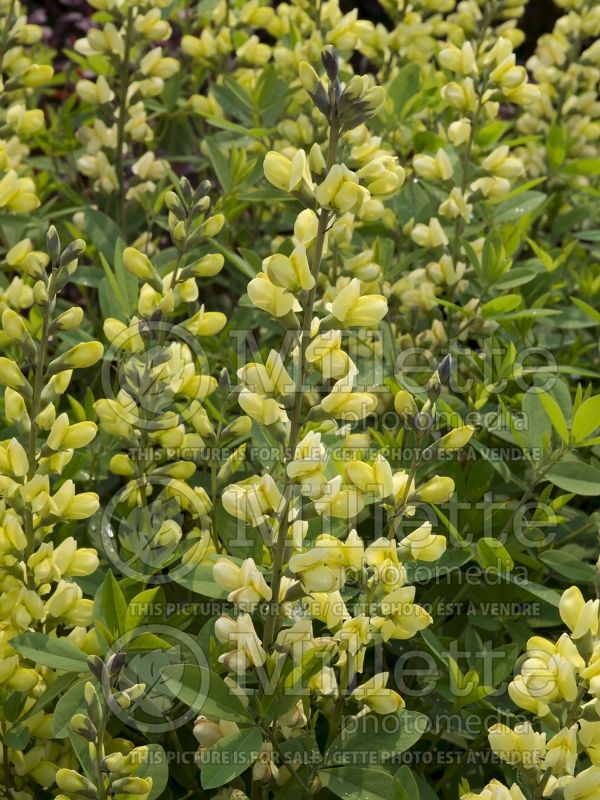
left=0, top=227, right=103, bottom=796
left=192, top=46, right=474, bottom=797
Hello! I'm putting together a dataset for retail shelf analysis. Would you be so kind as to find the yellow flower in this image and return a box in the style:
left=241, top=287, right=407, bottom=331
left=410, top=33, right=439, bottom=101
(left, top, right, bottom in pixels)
left=488, top=721, right=546, bottom=768
left=345, top=454, right=393, bottom=499
left=461, top=780, right=527, bottom=800
left=578, top=721, right=600, bottom=765
left=351, top=671, right=404, bottom=714
left=559, top=586, right=600, bottom=639
left=438, top=42, right=477, bottom=75
left=328, top=278, right=387, bottom=326
left=263, top=245, right=314, bottom=292
left=0, top=171, right=40, bottom=213
left=410, top=217, right=449, bottom=249
left=286, top=431, right=328, bottom=498
left=364, top=537, right=405, bottom=589
left=305, top=329, right=353, bottom=380
left=516, top=633, right=582, bottom=707
left=237, top=350, right=293, bottom=426
left=313, top=476, right=365, bottom=519
left=264, top=149, right=313, bottom=198
left=398, top=522, right=447, bottom=562
left=247, top=272, right=299, bottom=318
left=544, top=725, right=578, bottom=776
left=60, top=341, right=104, bottom=369
left=289, top=530, right=364, bottom=592
left=222, top=475, right=283, bottom=526
left=213, top=558, right=272, bottom=611
left=413, top=149, right=454, bottom=181
left=19, top=64, right=54, bottom=86
left=417, top=475, right=455, bottom=503
left=320, top=373, right=378, bottom=421
left=315, top=164, right=369, bottom=214
left=563, top=767, right=600, bottom=800
left=0, top=357, right=30, bottom=392
left=372, top=586, right=433, bottom=640
left=438, top=425, right=474, bottom=450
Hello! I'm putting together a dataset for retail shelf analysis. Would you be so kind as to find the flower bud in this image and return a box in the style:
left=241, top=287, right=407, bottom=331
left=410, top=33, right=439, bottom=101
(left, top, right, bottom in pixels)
left=46, top=225, right=60, bottom=264
left=110, top=777, right=153, bottom=795
left=71, top=713, right=97, bottom=742
left=299, top=62, right=320, bottom=94
left=200, top=213, right=224, bottom=237
left=394, top=390, right=417, bottom=417
left=62, top=341, right=104, bottom=369
left=54, top=307, right=84, bottom=330
left=438, top=425, right=474, bottom=450
left=417, top=475, right=455, bottom=503
left=321, top=45, right=339, bottom=80
left=33, top=280, right=48, bottom=304
left=60, top=239, right=86, bottom=266
left=123, top=247, right=156, bottom=281
left=56, top=769, right=96, bottom=794
left=0, top=357, right=30, bottom=393
left=20, top=64, right=54, bottom=87
left=186, top=253, right=224, bottom=277
left=2, top=309, right=30, bottom=344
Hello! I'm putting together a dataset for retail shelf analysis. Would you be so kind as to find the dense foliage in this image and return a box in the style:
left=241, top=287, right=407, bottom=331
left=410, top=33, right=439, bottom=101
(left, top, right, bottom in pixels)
left=1, top=1, right=600, bottom=799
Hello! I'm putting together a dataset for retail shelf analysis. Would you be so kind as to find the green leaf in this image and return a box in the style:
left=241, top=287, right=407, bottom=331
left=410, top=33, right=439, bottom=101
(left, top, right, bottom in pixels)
left=326, top=711, right=427, bottom=766
left=94, top=570, right=127, bottom=647
left=321, top=767, right=397, bottom=800
left=201, top=727, right=262, bottom=790
left=476, top=538, right=514, bottom=573
left=4, top=725, right=30, bottom=749
left=125, top=587, right=165, bottom=631
left=539, top=392, right=569, bottom=443
left=522, top=391, right=552, bottom=459
left=209, top=238, right=257, bottom=279
left=10, top=633, right=88, bottom=673
left=137, top=744, right=170, bottom=800
left=204, top=138, right=231, bottom=192
left=572, top=396, right=600, bottom=443
left=394, top=765, right=419, bottom=800
left=546, top=460, right=600, bottom=496
left=84, top=206, right=121, bottom=263
left=161, top=664, right=252, bottom=722
left=481, top=294, right=521, bottom=318
left=69, top=728, right=96, bottom=781
left=52, top=679, right=88, bottom=738
left=17, top=673, right=76, bottom=723
left=172, top=564, right=227, bottom=598
left=539, top=550, right=596, bottom=583
left=388, top=63, right=421, bottom=118
left=571, top=297, right=600, bottom=325
left=501, top=573, right=561, bottom=607
left=562, top=158, right=600, bottom=176
left=547, top=122, right=567, bottom=169
left=493, top=190, right=547, bottom=224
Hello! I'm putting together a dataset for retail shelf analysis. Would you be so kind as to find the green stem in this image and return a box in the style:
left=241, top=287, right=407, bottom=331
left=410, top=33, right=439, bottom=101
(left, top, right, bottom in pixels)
left=0, top=0, right=16, bottom=68
left=210, top=405, right=225, bottom=554
left=24, top=269, right=58, bottom=579
left=95, top=706, right=109, bottom=800
left=115, top=7, right=135, bottom=230
left=1, top=721, right=12, bottom=798
left=262, top=122, right=340, bottom=653
left=532, top=683, right=586, bottom=800
left=388, top=427, right=425, bottom=539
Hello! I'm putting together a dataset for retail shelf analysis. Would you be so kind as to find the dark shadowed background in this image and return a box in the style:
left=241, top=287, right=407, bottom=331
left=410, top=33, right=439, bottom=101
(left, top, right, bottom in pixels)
left=28, top=0, right=559, bottom=59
